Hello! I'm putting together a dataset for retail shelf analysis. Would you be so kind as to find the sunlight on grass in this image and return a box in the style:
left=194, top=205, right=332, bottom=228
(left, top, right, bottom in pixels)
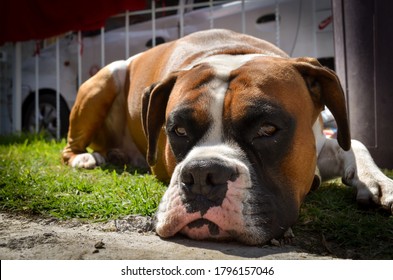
left=0, top=134, right=166, bottom=220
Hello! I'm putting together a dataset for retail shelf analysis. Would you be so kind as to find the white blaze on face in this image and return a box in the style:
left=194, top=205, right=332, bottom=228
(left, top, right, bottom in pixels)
left=192, top=54, right=265, bottom=145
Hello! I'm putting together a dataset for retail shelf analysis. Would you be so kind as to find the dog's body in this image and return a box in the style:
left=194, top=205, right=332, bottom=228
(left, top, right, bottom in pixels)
left=63, top=29, right=393, bottom=245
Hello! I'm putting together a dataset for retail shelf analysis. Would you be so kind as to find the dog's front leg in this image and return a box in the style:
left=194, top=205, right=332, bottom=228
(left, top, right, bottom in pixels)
left=317, top=137, right=393, bottom=213
left=62, top=60, right=130, bottom=168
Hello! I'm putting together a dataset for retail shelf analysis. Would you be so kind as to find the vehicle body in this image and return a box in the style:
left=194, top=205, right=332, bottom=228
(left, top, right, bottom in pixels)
left=20, top=0, right=333, bottom=137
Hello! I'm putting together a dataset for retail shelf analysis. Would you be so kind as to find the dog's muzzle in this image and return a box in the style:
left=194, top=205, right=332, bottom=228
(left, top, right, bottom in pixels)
left=154, top=144, right=265, bottom=243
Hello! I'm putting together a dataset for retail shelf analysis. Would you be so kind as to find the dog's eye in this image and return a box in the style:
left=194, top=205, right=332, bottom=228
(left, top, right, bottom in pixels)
left=174, top=126, right=187, bottom=137
left=257, top=124, right=277, bottom=137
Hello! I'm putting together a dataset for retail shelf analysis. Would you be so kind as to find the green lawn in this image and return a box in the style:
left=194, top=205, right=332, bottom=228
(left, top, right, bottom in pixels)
left=0, top=134, right=166, bottom=220
left=0, top=133, right=392, bottom=259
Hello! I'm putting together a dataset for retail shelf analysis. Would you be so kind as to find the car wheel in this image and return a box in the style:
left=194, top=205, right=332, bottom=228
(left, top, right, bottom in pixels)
left=23, top=93, right=70, bottom=138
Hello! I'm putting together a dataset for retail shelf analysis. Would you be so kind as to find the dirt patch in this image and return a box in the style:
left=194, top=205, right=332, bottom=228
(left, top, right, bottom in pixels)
left=0, top=212, right=337, bottom=260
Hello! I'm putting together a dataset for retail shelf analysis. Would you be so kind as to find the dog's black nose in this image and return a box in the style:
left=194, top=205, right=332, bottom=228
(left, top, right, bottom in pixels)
left=180, top=159, right=238, bottom=204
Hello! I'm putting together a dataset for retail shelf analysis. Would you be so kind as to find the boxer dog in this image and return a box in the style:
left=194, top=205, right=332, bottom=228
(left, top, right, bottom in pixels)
left=62, top=29, right=393, bottom=245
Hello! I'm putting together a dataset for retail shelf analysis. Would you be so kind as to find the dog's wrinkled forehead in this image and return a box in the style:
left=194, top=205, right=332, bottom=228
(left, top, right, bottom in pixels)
left=172, top=55, right=264, bottom=143
left=180, top=54, right=270, bottom=126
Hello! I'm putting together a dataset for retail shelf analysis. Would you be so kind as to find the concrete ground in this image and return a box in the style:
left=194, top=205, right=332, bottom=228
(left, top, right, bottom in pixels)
left=0, top=212, right=336, bottom=260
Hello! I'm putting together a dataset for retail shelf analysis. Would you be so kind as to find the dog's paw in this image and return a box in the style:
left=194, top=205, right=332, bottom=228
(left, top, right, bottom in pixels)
left=71, top=152, right=106, bottom=169
left=349, top=171, right=393, bottom=214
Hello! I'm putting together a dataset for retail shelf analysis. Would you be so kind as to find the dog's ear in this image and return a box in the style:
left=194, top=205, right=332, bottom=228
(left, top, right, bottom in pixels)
left=141, top=72, right=179, bottom=166
left=293, top=57, right=351, bottom=151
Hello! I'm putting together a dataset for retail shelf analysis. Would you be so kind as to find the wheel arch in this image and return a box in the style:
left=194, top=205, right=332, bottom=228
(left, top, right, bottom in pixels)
left=22, top=88, right=71, bottom=137
left=22, top=89, right=70, bottom=119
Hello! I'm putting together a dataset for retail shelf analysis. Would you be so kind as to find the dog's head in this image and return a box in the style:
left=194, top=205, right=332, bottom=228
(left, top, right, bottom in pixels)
left=142, top=55, right=350, bottom=245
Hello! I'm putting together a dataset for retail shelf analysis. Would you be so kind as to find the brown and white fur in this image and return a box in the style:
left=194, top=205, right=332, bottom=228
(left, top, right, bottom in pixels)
left=62, top=29, right=393, bottom=245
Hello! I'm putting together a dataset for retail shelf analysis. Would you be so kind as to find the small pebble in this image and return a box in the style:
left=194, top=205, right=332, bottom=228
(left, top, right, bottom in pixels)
left=94, top=240, right=105, bottom=249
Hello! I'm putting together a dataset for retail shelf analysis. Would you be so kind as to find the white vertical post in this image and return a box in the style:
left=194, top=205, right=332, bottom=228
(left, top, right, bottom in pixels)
left=311, top=0, right=317, bottom=57
left=151, top=0, right=156, bottom=47
left=55, top=37, right=60, bottom=140
left=179, top=0, right=185, bottom=38
left=77, top=31, right=82, bottom=87
left=12, top=42, right=22, bottom=133
left=34, top=46, right=39, bottom=133
left=125, top=10, right=130, bottom=58
left=275, top=0, right=281, bottom=48
left=101, top=27, right=105, bottom=68
left=241, top=0, right=246, bottom=34
left=209, top=0, right=214, bottom=29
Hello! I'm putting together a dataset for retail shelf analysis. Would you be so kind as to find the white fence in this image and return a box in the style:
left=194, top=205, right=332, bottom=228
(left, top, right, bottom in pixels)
left=0, top=0, right=333, bottom=139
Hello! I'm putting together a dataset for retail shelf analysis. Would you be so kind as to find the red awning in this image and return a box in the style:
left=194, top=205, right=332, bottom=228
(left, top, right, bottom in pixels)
left=0, top=0, right=147, bottom=44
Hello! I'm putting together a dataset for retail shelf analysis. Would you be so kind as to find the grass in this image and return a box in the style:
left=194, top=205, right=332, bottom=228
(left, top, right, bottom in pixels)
left=0, top=133, right=166, bottom=220
left=293, top=182, right=393, bottom=259
left=0, top=133, right=392, bottom=259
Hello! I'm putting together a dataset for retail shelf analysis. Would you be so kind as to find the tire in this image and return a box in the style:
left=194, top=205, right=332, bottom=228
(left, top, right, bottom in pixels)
left=22, top=93, right=70, bottom=138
